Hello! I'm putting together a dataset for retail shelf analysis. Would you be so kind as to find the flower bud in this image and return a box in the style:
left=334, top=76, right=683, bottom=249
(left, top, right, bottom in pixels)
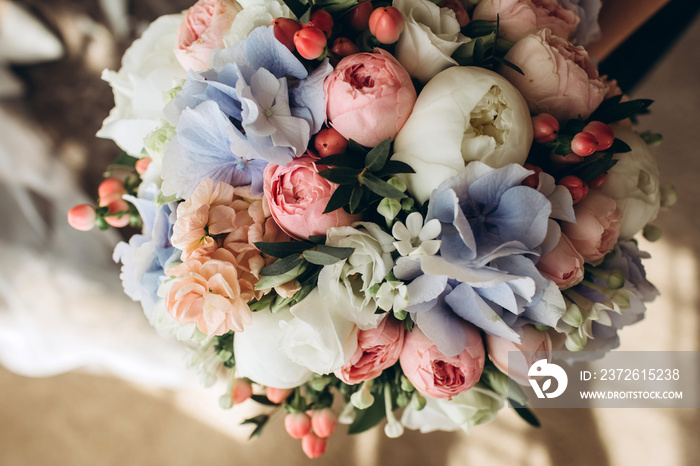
left=659, top=182, right=678, bottom=207
left=331, top=37, right=359, bottom=57
left=532, top=113, right=559, bottom=144
left=522, top=163, right=543, bottom=189
left=571, top=131, right=598, bottom=156
left=559, top=175, right=589, bottom=204
left=135, top=157, right=152, bottom=176
left=377, top=198, right=401, bottom=221
left=565, top=331, right=587, bottom=351
left=266, top=386, right=294, bottom=404
left=583, top=121, right=615, bottom=151
left=348, top=1, right=373, bottom=31
left=350, top=381, right=374, bottom=409
left=67, top=204, right=97, bottom=231
left=232, top=378, right=253, bottom=404
left=643, top=224, right=662, bottom=242
left=561, top=303, right=584, bottom=327
left=100, top=194, right=131, bottom=228
left=98, top=177, right=126, bottom=199
left=301, top=432, right=327, bottom=459
left=272, top=18, right=302, bottom=52
left=314, top=127, right=348, bottom=157
left=284, top=412, right=311, bottom=439
left=306, top=9, right=334, bottom=38
left=311, top=408, right=338, bottom=438
left=369, top=6, right=405, bottom=44
left=293, top=26, right=327, bottom=60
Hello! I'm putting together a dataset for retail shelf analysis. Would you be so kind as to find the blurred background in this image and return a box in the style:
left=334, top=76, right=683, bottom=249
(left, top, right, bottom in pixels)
left=0, top=0, right=698, bottom=464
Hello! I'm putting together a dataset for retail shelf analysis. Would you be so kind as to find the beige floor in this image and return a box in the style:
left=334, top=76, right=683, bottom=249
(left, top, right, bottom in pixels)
left=2, top=10, right=700, bottom=466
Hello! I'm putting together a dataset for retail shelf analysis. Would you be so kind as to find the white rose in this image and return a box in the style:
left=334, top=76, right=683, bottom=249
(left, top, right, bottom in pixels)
left=97, top=15, right=186, bottom=157
left=233, top=307, right=313, bottom=388
left=280, top=289, right=358, bottom=375
left=393, top=66, right=533, bottom=204
left=225, top=0, right=293, bottom=43
left=393, top=0, right=470, bottom=83
left=598, top=127, right=661, bottom=239
left=318, top=223, right=396, bottom=329
left=401, top=386, right=505, bottom=433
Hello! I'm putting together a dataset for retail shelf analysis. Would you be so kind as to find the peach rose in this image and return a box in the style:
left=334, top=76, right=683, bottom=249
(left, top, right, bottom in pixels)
left=485, top=325, right=552, bottom=385
left=175, top=0, right=241, bottom=71
left=473, top=0, right=579, bottom=42
left=562, top=190, right=622, bottom=265
left=536, top=233, right=585, bottom=289
left=263, top=156, right=360, bottom=240
left=500, top=28, right=608, bottom=122
left=324, top=49, right=417, bottom=147
left=399, top=323, right=485, bottom=400
left=335, top=317, right=405, bottom=384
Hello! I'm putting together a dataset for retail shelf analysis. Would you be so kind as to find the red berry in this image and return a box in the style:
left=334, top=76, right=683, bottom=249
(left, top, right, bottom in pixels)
left=266, top=387, right=293, bottom=404
left=301, top=432, right=327, bottom=459
left=550, top=152, right=585, bottom=165
left=311, top=408, right=338, bottom=438
left=314, top=127, right=349, bottom=157
left=368, top=6, right=405, bottom=44
left=285, top=412, right=311, bottom=439
left=67, top=204, right=97, bottom=231
left=522, top=164, right=543, bottom=189
left=135, top=157, right=152, bottom=176
left=100, top=194, right=131, bottom=228
left=532, top=113, right=559, bottom=144
left=98, top=177, right=126, bottom=199
left=272, top=18, right=302, bottom=52
left=588, top=172, right=608, bottom=189
left=232, top=379, right=253, bottom=404
left=293, top=27, right=327, bottom=60
left=559, top=175, right=589, bottom=204
left=570, top=131, right=598, bottom=156
left=348, top=1, right=373, bottom=31
left=306, top=9, right=334, bottom=38
left=330, top=37, right=359, bottom=57
left=583, top=121, right=615, bottom=151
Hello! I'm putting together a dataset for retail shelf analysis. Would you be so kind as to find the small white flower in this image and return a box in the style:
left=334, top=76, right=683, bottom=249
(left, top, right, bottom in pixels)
left=375, top=280, right=409, bottom=312
left=392, top=212, right=441, bottom=257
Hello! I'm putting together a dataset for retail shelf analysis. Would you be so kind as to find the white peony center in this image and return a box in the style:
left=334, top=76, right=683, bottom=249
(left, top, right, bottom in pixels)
left=461, top=85, right=510, bottom=162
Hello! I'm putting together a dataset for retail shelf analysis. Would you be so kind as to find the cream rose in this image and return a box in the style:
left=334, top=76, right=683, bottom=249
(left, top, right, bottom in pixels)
left=393, top=66, right=532, bottom=204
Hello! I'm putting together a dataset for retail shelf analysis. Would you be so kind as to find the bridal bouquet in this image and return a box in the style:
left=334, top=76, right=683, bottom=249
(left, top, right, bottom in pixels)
left=68, top=0, right=673, bottom=458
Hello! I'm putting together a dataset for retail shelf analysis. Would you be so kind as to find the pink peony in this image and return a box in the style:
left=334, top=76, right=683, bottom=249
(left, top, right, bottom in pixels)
left=175, top=0, right=240, bottom=71
left=562, top=190, right=622, bottom=265
left=473, top=0, right=579, bottom=42
left=263, top=156, right=360, bottom=240
left=399, top=323, right=485, bottom=400
left=536, top=233, right=585, bottom=289
left=335, top=317, right=405, bottom=384
left=485, top=325, right=552, bottom=385
left=324, top=49, right=417, bottom=147
left=500, top=28, right=608, bottom=122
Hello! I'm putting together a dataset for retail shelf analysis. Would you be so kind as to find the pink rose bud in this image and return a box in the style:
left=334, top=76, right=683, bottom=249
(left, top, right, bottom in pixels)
left=272, top=18, right=302, bottom=52
left=306, top=9, right=334, bottom=38
left=532, top=113, right=559, bottom=144
left=522, top=164, right=543, bottom=189
left=439, top=0, right=470, bottom=27
left=536, top=233, right=585, bottom=289
left=588, top=172, right=607, bottom=189
left=583, top=121, right=615, bottom=151
left=232, top=378, right=253, bottom=404
left=571, top=131, right=598, bottom=156
left=100, top=193, right=131, bottom=228
left=285, top=412, right=311, bottom=439
left=311, top=408, right=338, bottom=438
left=67, top=204, right=97, bottom=231
left=135, top=157, right=152, bottom=176
left=266, top=387, right=294, bottom=404
left=330, top=37, right=360, bottom=57
left=559, top=175, right=588, bottom=204
left=314, top=127, right=349, bottom=157
left=301, top=432, right=327, bottom=459
left=485, top=325, right=553, bottom=386
left=368, top=6, right=405, bottom=44
left=348, top=1, right=373, bottom=31
left=562, top=191, right=622, bottom=264
left=98, top=177, right=126, bottom=199
left=293, top=26, right=327, bottom=60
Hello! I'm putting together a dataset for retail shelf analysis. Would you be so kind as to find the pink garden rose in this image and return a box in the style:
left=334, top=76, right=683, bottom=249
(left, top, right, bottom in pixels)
left=485, top=325, right=552, bottom=385
left=175, top=0, right=241, bottom=71
left=473, top=0, right=579, bottom=42
left=335, top=317, right=405, bottom=385
left=536, top=233, right=585, bottom=289
left=324, top=49, right=417, bottom=147
left=263, top=156, right=360, bottom=240
left=399, top=324, right=485, bottom=400
left=500, top=28, right=608, bottom=122
left=562, top=190, right=622, bottom=264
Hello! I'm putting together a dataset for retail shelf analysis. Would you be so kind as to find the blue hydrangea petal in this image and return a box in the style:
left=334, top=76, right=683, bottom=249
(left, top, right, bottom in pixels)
left=491, top=186, right=551, bottom=249
left=413, top=292, right=469, bottom=357
left=245, top=26, right=307, bottom=80
left=445, top=283, right=521, bottom=342
left=466, top=163, right=531, bottom=207
left=289, top=59, right=333, bottom=134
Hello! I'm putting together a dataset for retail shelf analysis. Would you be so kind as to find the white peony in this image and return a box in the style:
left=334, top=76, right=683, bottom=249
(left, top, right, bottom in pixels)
left=97, top=15, right=186, bottom=157
left=598, top=127, right=661, bottom=239
left=233, top=307, right=313, bottom=388
left=225, top=0, right=293, bottom=43
left=393, top=0, right=471, bottom=83
left=393, top=66, right=533, bottom=204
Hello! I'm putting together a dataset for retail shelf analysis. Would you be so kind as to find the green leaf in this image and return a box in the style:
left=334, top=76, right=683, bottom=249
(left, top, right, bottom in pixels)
left=271, top=295, right=294, bottom=313
left=281, top=0, right=310, bottom=20
left=241, top=414, right=271, bottom=439
left=360, top=173, right=405, bottom=199
left=347, top=397, right=387, bottom=434
left=315, top=153, right=365, bottom=169
left=254, top=241, right=312, bottom=258
left=473, top=37, right=485, bottom=65
left=308, top=235, right=326, bottom=244
left=493, top=56, right=523, bottom=75
left=254, top=262, right=307, bottom=290
left=364, top=138, right=392, bottom=172
left=563, top=118, right=586, bottom=135
left=347, top=139, right=368, bottom=155
left=509, top=399, right=541, bottom=428
left=590, top=99, right=654, bottom=124
left=609, top=138, right=631, bottom=153
left=349, top=184, right=364, bottom=213
left=374, top=160, right=415, bottom=177
left=323, top=183, right=355, bottom=213
left=260, top=254, right=303, bottom=276
left=462, top=19, right=498, bottom=37
left=250, top=395, right=278, bottom=406
left=302, top=250, right=347, bottom=265
left=565, top=151, right=619, bottom=183
left=315, top=244, right=354, bottom=260
left=248, top=294, right=273, bottom=311
left=318, top=167, right=362, bottom=184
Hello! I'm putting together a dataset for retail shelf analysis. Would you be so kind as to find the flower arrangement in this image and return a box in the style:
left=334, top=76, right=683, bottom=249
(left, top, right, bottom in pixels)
left=68, top=0, right=675, bottom=459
